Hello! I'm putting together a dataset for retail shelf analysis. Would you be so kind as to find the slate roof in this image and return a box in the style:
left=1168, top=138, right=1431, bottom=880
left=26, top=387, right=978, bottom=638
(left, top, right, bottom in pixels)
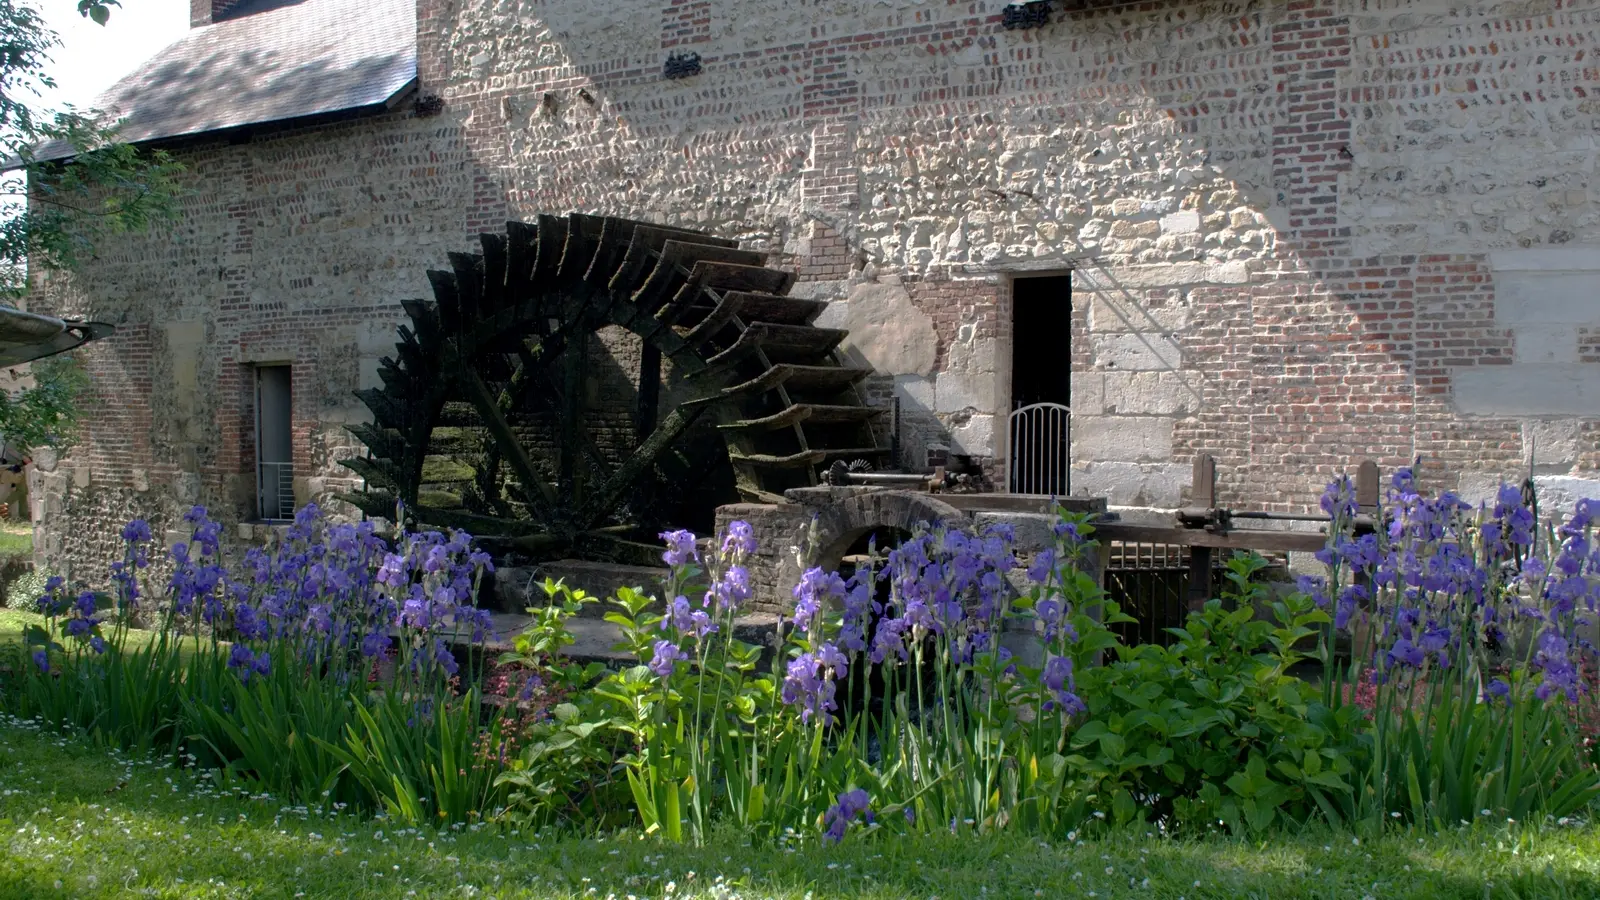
left=33, top=0, right=416, bottom=161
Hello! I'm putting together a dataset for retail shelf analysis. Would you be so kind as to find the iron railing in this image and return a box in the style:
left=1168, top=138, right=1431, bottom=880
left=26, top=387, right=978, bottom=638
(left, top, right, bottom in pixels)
left=257, top=460, right=294, bottom=521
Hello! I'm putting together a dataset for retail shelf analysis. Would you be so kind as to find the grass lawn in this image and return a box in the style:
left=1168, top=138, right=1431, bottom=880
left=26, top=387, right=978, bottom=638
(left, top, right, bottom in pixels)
left=0, top=521, right=30, bottom=558
left=0, top=610, right=203, bottom=660
left=0, top=717, right=1598, bottom=899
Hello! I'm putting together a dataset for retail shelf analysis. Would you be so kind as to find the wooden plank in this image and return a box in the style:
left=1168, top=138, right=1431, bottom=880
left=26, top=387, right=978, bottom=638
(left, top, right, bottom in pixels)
left=1096, top=523, right=1327, bottom=553
left=691, top=262, right=794, bottom=295
left=459, top=367, right=559, bottom=515
left=1187, top=453, right=1216, bottom=610
left=557, top=323, right=588, bottom=506
left=1192, top=453, right=1216, bottom=506
left=636, top=343, right=662, bottom=442
left=936, top=494, right=1108, bottom=515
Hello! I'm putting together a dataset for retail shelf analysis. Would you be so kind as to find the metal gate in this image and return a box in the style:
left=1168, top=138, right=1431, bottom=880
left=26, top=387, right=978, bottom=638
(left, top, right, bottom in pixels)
left=1007, top=402, right=1070, bottom=496
left=1103, top=541, right=1192, bottom=647
left=1102, top=541, right=1290, bottom=646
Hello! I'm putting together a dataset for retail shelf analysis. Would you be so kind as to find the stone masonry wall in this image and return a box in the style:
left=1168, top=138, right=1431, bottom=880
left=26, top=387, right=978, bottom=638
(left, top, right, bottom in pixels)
left=414, top=0, right=1600, bottom=514
left=29, top=109, right=480, bottom=582
left=33, top=0, right=1600, bottom=580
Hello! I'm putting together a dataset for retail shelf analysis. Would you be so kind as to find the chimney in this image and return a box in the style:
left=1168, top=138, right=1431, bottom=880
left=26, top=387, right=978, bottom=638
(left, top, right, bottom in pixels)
left=191, top=0, right=252, bottom=27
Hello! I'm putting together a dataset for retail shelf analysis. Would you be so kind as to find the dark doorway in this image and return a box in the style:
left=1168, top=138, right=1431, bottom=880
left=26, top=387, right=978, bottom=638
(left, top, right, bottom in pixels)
left=1008, top=275, right=1072, bottom=495
left=1010, top=275, right=1072, bottom=410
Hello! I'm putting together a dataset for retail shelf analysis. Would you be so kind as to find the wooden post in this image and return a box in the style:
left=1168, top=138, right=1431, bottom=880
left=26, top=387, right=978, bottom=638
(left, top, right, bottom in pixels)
left=1186, top=453, right=1216, bottom=611
left=1356, top=459, right=1380, bottom=518
left=1352, top=458, right=1379, bottom=622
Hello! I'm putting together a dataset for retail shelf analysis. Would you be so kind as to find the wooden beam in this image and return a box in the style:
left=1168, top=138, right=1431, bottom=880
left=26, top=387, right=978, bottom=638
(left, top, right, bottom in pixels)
left=459, top=367, right=559, bottom=516
left=1187, top=453, right=1216, bottom=610
left=558, top=326, right=589, bottom=506
left=936, top=494, right=1108, bottom=515
left=1097, top=523, right=1328, bottom=554
left=1356, top=458, right=1380, bottom=514
left=636, top=342, right=662, bottom=442
left=579, top=404, right=707, bottom=531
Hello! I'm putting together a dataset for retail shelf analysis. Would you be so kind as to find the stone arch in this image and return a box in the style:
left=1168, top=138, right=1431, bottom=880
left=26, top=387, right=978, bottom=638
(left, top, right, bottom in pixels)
left=807, top=490, right=970, bottom=571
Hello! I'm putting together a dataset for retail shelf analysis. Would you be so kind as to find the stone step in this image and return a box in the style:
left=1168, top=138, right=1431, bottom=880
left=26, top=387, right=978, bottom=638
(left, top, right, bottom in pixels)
left=474, top=610, right=781, bottom=667
left=488, top=558, right=669, bottom=615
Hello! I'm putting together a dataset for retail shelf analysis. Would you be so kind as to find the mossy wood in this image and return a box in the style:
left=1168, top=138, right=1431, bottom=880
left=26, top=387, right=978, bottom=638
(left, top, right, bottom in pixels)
left=341, top=213, right=887, bottom=562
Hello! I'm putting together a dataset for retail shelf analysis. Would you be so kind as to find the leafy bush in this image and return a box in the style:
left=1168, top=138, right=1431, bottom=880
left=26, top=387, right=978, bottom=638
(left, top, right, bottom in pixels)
left=1305, top=469, right=1600, bottom=830
left=1070, top=554, right=1365, bottom=832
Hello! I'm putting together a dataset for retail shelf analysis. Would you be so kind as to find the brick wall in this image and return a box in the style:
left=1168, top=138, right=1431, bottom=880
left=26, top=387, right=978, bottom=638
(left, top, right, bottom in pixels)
left=30, top=109, right=478, bottom=581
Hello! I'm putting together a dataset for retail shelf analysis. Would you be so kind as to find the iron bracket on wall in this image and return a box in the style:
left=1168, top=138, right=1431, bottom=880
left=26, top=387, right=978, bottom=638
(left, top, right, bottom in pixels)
left=1001, top=0, right=1053, bottom=30
left=664, top=52, right=702, bottom=80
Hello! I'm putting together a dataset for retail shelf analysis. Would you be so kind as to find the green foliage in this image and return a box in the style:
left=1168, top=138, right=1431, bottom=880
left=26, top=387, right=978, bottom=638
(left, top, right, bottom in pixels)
left=0, top=352, right=88, bottom=456
left=1069, top=554, right=1364, bottom=833
left=0, top=0, right=184, bottom=297
left=1353, top=671, right=1600, bottom=831
left=9, top=718, right=1600, bottom=900
left=181, top=656, right=359, bottom=805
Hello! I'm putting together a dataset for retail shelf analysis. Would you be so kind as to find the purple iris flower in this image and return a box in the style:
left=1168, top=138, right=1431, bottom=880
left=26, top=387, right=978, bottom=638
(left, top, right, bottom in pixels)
left=823, top=788, right=874, bottom=843
left=720, top=521, right=757, bottom=557
left=1483, top=678, right=1511, bottom=703
left=792, top=567, right=846, bottom=637
left=1026, top=548, right=1057, bottom=586
left=659, top=530, right=699, bottom=567
left=1388, top=638, right=1425, bottom=668
left=649, top=639, right=686, bottom=678
left=781, top=649, right=842, bottom=725
left=1041, top=655, right=1086, bottom=715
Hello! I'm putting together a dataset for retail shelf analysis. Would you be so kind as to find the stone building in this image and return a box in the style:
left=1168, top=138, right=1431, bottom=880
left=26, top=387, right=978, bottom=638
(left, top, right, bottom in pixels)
left=27, top=0, right=1600, bottom=580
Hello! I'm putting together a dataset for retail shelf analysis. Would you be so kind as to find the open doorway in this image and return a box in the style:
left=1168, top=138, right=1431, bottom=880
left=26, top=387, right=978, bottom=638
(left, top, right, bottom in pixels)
left=1008, top=275, right=1072, bottom=495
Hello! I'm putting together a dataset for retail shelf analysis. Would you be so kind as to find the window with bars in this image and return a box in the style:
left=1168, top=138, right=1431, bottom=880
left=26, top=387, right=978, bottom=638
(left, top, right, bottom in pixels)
left=255, top=365, right=294, bottom=521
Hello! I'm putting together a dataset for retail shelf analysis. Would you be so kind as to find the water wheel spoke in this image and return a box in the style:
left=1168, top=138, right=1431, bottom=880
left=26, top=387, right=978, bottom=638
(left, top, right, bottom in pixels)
left=577, top=404, right=705, bottom=532
left=511, top=343, right=613, bottom=483
left=459, top=366, right=559, bottom=517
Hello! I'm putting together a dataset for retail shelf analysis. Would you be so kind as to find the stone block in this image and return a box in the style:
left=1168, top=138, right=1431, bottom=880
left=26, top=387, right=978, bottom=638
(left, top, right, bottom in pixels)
left=894, top=374, right=936, bottom=411
left=1069, top=460, right=1189, bottom=506
left=936, top=370, right=997, bottom=413
left=1160, top=209, right=1200, bottom=234
left=1464, top=472, right=1600, bottom=511
left=1513, top=325, right=1580, bottom=364
left=72, top=467, right=89, bottom=489
left=1070, top=416, right=1174, bottom=463
left=1102, top=371, right=1198, bottom=415
left=973, top=511, right=1056, bottom=552
left=1523, top=419, right=1581, bottom=469
left=948, top=412, right=995, bottom=455
left=1091, top=333, right=1183, bottom=371
left=829, top=279, right=938, bottom=377
left=1087, top=295, right=1190, bottom=333
left=1491, top=257, right=1600, bottom=325
left=1453, top=364, right=1600, bottom=416
left=1070, top=372, right=1105, bottom=415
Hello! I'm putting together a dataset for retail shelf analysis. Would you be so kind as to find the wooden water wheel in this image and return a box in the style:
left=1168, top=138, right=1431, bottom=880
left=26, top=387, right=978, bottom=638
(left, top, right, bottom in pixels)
left=339, top=213, right=888, bottom=562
